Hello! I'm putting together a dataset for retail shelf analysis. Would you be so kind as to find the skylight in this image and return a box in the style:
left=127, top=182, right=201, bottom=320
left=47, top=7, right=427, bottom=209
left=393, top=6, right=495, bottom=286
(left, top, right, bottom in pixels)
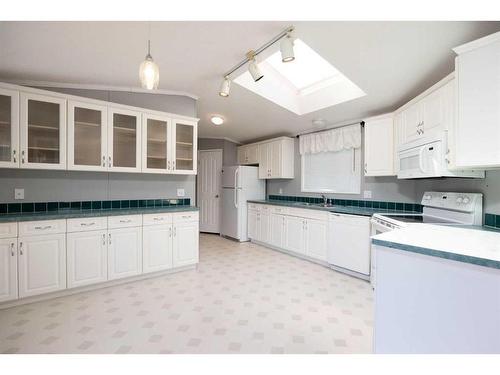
left=233, top=39, right=366, bottom=115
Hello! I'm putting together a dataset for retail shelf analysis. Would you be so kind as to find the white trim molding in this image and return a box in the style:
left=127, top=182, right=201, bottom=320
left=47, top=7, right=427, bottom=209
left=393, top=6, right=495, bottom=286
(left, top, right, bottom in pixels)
left=0, top=79, right=199, bottom=100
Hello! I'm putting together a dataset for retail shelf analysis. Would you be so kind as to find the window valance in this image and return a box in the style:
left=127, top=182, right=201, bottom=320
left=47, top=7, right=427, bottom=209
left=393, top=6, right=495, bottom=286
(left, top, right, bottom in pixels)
left=299, top=124, right=361, bottom=155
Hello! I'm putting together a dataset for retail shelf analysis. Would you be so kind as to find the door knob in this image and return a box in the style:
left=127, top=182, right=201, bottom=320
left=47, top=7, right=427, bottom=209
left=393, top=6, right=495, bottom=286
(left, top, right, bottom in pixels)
left=215, top=195, right=219, bottom=198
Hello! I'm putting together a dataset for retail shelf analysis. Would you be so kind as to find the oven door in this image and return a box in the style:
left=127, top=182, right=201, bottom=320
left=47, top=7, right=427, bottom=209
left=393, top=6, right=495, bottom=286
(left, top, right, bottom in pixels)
left=398, top=140, right=443, bottom=179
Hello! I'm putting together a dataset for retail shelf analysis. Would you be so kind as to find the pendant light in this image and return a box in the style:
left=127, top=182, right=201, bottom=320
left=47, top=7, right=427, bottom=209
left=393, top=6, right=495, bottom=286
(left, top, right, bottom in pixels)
left=139, top=39, right=159, bottom=90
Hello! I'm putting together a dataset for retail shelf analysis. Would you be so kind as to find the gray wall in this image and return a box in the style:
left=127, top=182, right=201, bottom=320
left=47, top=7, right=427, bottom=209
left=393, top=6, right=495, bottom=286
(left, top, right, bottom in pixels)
left=198, top=138, right=238, bottom=167
left=266, top=137, right=500, bottom=214
left=0, top=87, right=197, bottom=204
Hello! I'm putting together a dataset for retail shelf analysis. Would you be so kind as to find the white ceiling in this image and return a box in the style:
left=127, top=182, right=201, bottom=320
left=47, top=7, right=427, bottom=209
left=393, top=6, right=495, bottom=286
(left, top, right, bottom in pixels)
left=1, top=21, right=500, bottom=143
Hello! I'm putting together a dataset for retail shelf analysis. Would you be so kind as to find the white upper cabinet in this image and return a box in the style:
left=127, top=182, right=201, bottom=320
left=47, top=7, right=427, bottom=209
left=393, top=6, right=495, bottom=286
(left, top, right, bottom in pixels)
left=0, top=88, right=19, bottom=168
left=258, top=137, right=294, bottom=179
left=108, top=107, right=142, bottom=172
left=20, top=92, right=66, bottom=170
left=452, top=32, right=500, bottom=169
left=364, top=114, right=395, bottom=176
left=142, top=113, right=172, bottom=173
left=237, top=143, right=259, bottom=165
left=68, top=100, right=108, bottom=171
left=399, top=80, right=452, bottom=147
left=171, top=118, right=197, bottom=175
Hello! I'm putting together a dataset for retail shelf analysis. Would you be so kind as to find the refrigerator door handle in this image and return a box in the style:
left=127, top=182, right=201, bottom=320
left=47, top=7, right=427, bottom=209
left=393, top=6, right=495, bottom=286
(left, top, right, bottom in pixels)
left=234, top=168, right=239, bottom=208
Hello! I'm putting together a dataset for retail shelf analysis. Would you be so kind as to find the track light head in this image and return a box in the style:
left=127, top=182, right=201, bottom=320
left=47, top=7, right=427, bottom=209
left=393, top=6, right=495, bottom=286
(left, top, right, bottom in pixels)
left=219, top=77, right=231, bottom=97
left=245, top=51, right=264, bottom=82
left=280, top=33, right=295, bottom=62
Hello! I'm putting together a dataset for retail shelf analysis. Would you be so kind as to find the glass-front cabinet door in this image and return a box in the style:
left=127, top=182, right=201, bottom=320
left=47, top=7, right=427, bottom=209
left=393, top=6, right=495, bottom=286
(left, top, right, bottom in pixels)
left=20, top=92, right=66, bottom=169
left=0, top=88, right=19, bottom=168
left=142, top=113, right=171, bottom=173
left=172, top=118, right=197, bottom=175
left=68, top=100, right=107, bottom=171
left=108, top=107, right=141, bottom=172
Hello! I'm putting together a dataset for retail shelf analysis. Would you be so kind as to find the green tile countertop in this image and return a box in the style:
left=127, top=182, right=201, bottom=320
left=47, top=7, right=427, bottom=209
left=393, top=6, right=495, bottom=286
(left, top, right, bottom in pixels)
left=372, top=224, right=500, bottom=270
left=247, top=199, right=418, bottom=217
left=0, top=206, right=199, bottom=223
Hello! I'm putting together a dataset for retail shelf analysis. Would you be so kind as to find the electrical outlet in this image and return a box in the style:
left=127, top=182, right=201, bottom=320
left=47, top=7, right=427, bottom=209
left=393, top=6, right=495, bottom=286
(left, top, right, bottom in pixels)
left=177, top=188, right=185, bottom=197
left=15, top=188, right=24, bottom=200
left=363, top=190, right=372, bottom=199
left=279, top=188, right=283, bottom=195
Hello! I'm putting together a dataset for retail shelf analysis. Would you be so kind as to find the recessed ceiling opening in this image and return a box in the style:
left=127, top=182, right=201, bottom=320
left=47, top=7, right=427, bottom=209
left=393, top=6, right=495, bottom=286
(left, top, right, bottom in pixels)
left=233, top=39, right=366, bottom=115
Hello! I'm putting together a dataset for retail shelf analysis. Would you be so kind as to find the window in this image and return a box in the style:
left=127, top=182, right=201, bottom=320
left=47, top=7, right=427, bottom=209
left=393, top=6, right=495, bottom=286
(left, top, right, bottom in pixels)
left=301, top=148, right=361, bottom=194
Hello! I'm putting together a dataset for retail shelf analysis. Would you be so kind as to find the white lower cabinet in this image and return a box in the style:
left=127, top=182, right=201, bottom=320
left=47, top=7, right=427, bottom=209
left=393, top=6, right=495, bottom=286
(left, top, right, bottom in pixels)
left=67, top=230, right=107, bottom=288
left=269, top=213, right=285, bottom=248
left=143, top=224, right=173, bottom=273
left=0, top=210, right=199, bottom=306
left=0, top=238, right=18, bottom=303
left=18, top=234, right=66, bottom=298
left=247, top=209, right=259, bottom=240
left=107, top=227, right=143, bottom=280
left=173, top=221, right=199, bottom=267
left=304, top=218, right=328, bottom=261
left=249, top=204, right=330, bottom=263
left=284, top=216, right=306, bottom=255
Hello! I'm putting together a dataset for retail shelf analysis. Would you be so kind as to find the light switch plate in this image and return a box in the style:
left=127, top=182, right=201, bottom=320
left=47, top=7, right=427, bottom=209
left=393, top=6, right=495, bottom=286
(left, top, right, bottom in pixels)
left=363, top=190, right=372, bottom=199
left=177, top=188, right=185, bottom=197
left=15, top=188, right=24, bottom=200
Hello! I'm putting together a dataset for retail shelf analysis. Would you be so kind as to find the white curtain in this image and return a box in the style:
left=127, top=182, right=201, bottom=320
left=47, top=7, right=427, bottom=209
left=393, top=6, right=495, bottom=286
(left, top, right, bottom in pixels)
left=299, top=124, right=361, bottom=155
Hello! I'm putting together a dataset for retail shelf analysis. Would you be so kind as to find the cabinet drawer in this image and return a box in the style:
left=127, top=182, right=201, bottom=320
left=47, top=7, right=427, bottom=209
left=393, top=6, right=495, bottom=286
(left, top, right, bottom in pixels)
left=248, top=203, right=262, bottom=211
left=271, top=206, right=288, bottom=215
left=143, top=213, right=173, bottom=226
left=107, top=215, right=142, bottom=229
left=67, top=217, right=107, bottom=232
left=0, top=222, right=17, bottom=239
left=173, top=211, right=199, bottom=223
left=18, top=219, right=66, bottom=236
left=287, top=207, right=329, bottom=221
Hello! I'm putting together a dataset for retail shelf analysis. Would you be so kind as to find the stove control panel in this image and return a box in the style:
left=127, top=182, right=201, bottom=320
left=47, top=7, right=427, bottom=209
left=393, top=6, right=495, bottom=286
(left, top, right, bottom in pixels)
left=421, top=191, right=482, bottom=213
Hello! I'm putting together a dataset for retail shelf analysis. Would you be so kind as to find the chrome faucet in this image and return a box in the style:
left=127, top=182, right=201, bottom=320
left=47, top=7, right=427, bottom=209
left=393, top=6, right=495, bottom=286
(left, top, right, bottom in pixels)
left=321, top=194, right=328, bottom=206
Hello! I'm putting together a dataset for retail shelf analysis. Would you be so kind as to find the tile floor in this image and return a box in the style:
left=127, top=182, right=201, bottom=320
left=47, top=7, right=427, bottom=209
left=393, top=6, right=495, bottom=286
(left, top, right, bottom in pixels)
left=0, top=233, right=374, bottom=354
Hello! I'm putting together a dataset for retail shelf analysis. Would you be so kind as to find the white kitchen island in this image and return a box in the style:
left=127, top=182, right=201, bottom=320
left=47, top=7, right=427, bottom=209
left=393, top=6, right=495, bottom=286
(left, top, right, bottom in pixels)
left=372, top=224, right=500, bottom=353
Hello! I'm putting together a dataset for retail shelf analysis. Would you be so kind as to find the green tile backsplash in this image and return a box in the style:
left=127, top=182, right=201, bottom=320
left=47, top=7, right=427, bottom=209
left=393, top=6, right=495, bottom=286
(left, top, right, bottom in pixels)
left=0, top=198, right=191, bottom=215
left=268, top=194, right=423, bottom=213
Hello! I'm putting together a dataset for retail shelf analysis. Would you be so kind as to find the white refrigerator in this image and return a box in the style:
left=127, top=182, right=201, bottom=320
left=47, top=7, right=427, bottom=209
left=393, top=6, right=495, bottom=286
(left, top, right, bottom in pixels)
left=221, top=166, right=265, bottom=241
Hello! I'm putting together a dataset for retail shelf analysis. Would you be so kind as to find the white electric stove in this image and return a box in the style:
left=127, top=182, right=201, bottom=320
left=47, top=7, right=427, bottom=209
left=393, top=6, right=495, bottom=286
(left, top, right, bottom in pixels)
left=370, top=191, right=483, bottom=288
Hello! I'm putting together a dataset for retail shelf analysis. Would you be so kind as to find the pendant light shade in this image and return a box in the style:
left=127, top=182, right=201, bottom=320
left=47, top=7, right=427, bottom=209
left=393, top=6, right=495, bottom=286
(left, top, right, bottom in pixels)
left=219, top=77, right=231, bottom=97
left=139, top=40, right=159, bottom=90
left=248, top=58, right=264, bottom=82
left=280, top=34, right=295, bottom=62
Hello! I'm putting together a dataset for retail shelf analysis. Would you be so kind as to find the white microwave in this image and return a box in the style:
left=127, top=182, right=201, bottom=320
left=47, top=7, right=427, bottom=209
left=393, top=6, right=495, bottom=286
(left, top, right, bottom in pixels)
left=397, top=135, right=484, bottom=179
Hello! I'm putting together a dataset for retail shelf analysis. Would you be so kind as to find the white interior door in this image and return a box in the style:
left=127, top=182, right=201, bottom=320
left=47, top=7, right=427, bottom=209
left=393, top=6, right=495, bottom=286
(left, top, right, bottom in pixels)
left=197, top=149, right=223, bottom=233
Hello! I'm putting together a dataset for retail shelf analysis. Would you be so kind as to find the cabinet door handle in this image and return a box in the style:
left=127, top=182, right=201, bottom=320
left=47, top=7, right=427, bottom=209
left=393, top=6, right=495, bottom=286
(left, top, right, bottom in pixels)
left=10, top=242, right=15, bottom=256
left=173, top=161, right=176, bottom=170
left=102, top=233, right=106, bottom=245
left=12, top=149, right=16, bottom=163
left=108, top=233, right=112, bottom=244
left=81, top=222, right=95, bottom=227
left=102, top=155, right=106, bottom=167
left=21, top=150, right=25, bottom=164
left=19, top=242, right=23, bottom=255
left=181, top=215, right=192, bottom=219
left=153, top=217, right=164, bottom=221
left=173, top=227, right=176, bottom=237
left=108, top=156, right=112, bottom=167
left=167, top=160, right=171, bottom=170
left=119, top=219, right=132, bottom=223
left=169, top=227, right=172, bottom=237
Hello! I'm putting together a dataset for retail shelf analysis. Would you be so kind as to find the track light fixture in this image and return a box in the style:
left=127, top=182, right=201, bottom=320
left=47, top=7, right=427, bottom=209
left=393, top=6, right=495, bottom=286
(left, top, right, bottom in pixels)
left=219, top=76, right=231, bottom=97
left=246, top=51, right=264, bottom=82
left=218, top=26, right=295, bottom=97
left=280, top=33, right=295, bottom=62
